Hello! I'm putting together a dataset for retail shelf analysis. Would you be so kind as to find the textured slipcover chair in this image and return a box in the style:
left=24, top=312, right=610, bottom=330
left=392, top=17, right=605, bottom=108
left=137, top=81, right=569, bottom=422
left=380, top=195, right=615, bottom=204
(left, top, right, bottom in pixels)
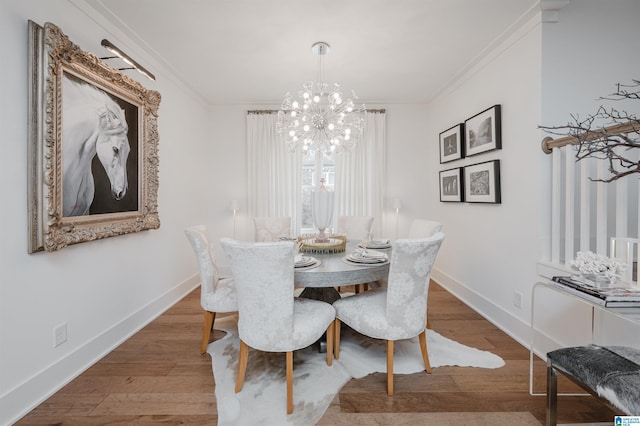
left=184, top=226, right=238, bottom=354
left=408, top=219, right=443, bottom=327
left=409, top=219, right=443, bottom=238
left=220, top=238, right=336, bottom=414
left=253, top=216, right=292, bottom=242
left=336, top=215, right=374, bottom=241
left=333, top=233, right=445, bottom=395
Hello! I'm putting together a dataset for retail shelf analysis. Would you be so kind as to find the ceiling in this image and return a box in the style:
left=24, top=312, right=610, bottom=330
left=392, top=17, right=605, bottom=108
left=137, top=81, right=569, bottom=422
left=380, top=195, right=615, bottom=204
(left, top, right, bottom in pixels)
left=91, top=0, right=540, bottom=106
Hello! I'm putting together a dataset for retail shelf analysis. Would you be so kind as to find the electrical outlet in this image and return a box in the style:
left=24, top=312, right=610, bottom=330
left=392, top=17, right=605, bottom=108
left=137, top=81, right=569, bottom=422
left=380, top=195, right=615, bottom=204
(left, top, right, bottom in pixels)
left=53, top=323, right=67, bottom=347
left=513, top=291, right=523, bottom=309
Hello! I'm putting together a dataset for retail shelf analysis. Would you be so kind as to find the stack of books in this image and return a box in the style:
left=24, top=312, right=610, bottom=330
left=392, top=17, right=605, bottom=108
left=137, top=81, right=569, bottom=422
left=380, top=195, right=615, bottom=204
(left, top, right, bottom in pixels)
left=550, top=276, right=640, bottom=308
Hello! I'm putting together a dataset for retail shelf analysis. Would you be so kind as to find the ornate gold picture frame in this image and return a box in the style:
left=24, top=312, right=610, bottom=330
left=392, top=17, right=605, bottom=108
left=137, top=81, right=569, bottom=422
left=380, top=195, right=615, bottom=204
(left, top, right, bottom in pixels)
left=28, top=21, right=161, bottom=253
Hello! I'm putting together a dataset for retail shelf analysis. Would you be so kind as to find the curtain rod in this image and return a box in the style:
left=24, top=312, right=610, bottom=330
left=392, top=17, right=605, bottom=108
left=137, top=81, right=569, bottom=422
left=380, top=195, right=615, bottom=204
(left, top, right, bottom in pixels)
left=247, top=108, right=386, bottom=115
left=247, top=109, right=279, bottom=114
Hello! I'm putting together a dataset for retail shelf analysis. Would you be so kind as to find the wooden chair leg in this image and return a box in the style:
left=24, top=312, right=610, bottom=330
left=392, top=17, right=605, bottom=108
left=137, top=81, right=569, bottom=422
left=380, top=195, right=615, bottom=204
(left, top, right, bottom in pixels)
left=235, top=340, right=249, bottom=393
left=419, top=329, right=432, bottom=373
left=326, top=321, right=334, bottom=366
left=355, top=283, right=368, bottom=292
left=387, top=340, right=394, bottom=395
left=333, top=318, right=341, bottom=360
left=201, top=311, right=216, bottom=354
left=286, top=351, right=293, bottom=414
left=426, top=314, right=431, bottom=330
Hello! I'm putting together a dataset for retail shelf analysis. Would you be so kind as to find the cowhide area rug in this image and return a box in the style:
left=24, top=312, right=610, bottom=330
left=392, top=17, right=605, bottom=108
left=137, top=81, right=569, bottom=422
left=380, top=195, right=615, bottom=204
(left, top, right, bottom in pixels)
left=208, top=315, right=504, bottom=426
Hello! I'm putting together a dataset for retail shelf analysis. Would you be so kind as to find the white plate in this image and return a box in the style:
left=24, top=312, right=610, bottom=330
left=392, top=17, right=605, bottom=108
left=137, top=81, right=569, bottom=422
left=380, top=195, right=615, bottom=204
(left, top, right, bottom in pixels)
left=365, top=242, right=392, bottom=249
left=359, top=241, right=392, bottom=249
left=295, top=256, right=316, bottom=268
left=295, top=259, right=321, bottom=270
left=345, top=254, right=387, bottom=264
left=353, top=248, right=388, bottom=259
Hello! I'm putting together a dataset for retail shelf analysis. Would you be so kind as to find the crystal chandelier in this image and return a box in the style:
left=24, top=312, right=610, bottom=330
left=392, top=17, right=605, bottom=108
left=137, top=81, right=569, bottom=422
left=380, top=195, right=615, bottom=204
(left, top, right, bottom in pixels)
left=277, top=42, right=366, bottom=158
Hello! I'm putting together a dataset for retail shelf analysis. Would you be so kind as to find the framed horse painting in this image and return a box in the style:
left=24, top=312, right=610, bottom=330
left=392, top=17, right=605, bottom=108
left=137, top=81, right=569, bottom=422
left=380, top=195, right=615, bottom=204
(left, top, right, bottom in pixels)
left=27, top=21, right=161, bottom=253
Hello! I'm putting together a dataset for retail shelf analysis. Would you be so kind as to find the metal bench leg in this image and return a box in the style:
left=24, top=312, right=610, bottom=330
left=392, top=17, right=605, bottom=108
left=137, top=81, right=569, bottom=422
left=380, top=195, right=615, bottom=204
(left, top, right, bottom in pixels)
left=547, top=360, right=558, bottom=426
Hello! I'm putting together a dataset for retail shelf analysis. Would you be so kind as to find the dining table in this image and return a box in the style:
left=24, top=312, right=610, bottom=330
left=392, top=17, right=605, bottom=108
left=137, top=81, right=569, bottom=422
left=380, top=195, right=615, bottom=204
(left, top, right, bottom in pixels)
left=294, top=240, right=391, bottom=304
left=293, top=239, right=391, bottom=352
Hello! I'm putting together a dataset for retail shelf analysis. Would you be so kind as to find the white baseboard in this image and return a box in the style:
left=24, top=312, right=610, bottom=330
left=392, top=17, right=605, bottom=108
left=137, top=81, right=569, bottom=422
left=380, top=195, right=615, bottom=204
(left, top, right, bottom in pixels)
left=0, top=275, right=199, bottom=426
left=431, top=268, right=561, bottom=361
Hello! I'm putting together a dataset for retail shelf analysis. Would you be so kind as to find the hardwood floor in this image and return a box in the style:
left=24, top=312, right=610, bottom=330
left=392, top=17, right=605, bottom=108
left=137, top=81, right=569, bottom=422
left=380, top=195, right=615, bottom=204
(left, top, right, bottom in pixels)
left=16, top=283, right=616, bottom=425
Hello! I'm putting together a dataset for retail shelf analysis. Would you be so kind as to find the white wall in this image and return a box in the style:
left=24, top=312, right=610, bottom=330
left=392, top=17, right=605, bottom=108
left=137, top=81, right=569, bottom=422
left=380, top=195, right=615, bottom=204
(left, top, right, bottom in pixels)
left=424, top=15, right=543, bottom=345
left=206, top=105, right=251, bottom=253
left=0, top=1, right=211, bottom=424
left=541, top=0, right=640, bottom=126
left=537, top=0, right=640, bottom=351
left=384, top=104, right=432, bottom=238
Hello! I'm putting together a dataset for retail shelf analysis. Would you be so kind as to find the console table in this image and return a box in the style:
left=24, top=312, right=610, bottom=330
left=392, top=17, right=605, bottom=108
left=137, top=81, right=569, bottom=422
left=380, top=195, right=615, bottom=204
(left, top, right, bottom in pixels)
left=529, top=280, right=640, bottom=396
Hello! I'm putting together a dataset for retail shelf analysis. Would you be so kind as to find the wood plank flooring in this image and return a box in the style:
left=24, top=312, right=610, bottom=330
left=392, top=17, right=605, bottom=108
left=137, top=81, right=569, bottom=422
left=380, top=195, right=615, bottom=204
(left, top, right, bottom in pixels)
left=15, top=283, right=616, bottom=425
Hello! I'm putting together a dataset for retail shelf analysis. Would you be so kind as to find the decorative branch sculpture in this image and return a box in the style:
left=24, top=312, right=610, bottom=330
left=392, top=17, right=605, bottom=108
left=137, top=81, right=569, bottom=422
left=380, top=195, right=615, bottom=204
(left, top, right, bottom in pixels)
left=540, top=79, right=640, bottom=183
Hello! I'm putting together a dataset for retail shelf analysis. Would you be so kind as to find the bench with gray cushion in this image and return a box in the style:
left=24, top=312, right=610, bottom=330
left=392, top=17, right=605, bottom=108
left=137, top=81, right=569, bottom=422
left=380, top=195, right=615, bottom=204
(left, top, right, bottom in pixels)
left=546, top=345, right=640, bottom=425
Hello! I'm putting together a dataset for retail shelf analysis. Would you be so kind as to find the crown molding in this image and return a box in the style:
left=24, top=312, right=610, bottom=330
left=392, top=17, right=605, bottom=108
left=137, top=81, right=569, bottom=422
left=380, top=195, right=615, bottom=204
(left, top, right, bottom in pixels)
left=541, top=0, right=572, bottom=23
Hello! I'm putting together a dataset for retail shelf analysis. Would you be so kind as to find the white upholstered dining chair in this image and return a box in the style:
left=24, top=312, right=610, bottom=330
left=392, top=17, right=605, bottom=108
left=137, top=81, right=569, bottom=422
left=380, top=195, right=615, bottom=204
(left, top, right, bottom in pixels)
left=408, top=219, right=443, bottom=328
left=253, top=216, right=292, bottom=242
left=336, top=215, right=374, bottom=241
left=184, top=225, right=238, bottom=354
left=409, top=219, right=443, bottom=237
left=332, top=232, right=445, bottom=395
left=219, top=238, right=336, bottom=414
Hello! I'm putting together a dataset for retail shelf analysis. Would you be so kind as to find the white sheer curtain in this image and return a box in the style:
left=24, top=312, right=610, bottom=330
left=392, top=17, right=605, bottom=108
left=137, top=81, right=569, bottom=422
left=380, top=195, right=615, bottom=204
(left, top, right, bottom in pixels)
left=246, top=112, right=302, bottom=235
left=334, top=111, right=386, bottom=238
left=247, top=110, right=385, bottom=239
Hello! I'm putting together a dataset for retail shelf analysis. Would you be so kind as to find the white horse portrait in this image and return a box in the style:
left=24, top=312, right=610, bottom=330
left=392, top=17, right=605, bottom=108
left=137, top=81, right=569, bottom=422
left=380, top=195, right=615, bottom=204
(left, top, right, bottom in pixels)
left=62, top=75, right=132, bottom=217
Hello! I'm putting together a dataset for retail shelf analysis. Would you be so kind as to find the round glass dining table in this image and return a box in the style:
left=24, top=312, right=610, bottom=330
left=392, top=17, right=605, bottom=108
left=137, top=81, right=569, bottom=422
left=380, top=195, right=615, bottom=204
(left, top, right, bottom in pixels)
left=294, top=241, right=391, bottom=304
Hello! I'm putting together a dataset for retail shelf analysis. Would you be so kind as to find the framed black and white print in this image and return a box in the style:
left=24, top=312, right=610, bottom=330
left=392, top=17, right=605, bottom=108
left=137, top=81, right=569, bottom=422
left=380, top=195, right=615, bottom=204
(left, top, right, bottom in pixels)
left=439, top=167, right=464, bottom=202
left=464, top=105, right=501, bottom=157
left=439, top=123, right=464, bottom=163
left=463, top=160, right=501, bottom=204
